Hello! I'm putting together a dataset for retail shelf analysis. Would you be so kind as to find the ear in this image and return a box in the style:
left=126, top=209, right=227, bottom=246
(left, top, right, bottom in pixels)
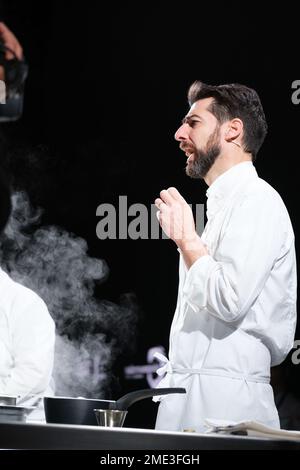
left=225, top=118, right=243, bottom=143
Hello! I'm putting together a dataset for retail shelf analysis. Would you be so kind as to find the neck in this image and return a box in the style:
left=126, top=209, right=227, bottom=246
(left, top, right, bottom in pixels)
left=204, top=151, right=252, bottom=186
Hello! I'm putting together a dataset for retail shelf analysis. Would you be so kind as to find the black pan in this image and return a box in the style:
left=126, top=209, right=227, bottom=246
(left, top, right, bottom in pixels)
left=44, top=387, right=185, bottom=425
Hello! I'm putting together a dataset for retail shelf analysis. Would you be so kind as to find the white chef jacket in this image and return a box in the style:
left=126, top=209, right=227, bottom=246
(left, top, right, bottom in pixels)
left=154, top=161, right=297, bottom=432
left=0, top=267, right=55, bottom=413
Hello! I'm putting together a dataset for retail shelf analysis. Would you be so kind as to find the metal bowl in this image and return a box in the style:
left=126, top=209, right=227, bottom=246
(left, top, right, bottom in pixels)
left=94, top=409, right=128, bottom=427
left=0, top=395, right=17, bottom=406
left=0, top=405, right=36, bottom=423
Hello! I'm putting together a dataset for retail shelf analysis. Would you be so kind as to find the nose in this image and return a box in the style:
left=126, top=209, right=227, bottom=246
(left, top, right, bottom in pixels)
left=174, top=123, right=189, bottom=142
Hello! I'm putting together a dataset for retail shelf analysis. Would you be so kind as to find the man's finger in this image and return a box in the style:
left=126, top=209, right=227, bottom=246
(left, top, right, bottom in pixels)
left=14, top=41, right=23, bottom=60
left=167, top=187, right=186, bottom=203
left=160, top=189, right=175, bottom=206
left=0, top=23, right=23, bottom=60
left=155, top=197, right=163, bottom=209
left=155, top=198, right=168, bottom=214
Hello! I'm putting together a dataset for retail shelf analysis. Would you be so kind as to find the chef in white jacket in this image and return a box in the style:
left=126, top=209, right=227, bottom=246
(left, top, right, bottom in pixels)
left=0, top=269, right=55, bottom=400
left=154, top=81, right=297, bottom=432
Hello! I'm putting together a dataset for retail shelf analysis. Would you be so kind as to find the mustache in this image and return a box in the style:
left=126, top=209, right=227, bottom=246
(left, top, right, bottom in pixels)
left=179, top=142, right=195, bottom=153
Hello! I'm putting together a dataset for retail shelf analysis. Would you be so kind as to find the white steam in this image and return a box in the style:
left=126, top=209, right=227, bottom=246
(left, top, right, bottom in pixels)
left=0, top=191, right=138, bottom=398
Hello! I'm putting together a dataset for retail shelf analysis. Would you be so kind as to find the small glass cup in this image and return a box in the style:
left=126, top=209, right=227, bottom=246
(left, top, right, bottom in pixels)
left=94, top=409, right=128, bottom=427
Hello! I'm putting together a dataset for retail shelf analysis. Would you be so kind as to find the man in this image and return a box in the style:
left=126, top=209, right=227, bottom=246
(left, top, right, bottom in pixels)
left=0, top=267, right=55, bottom=404
left=154, top=81, right=297, bottom=431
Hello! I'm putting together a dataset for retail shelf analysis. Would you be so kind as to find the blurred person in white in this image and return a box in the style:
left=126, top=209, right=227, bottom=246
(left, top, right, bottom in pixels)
left=0, top=23, right=55, bottom=420
left=154, top=81, right=297, bottom=432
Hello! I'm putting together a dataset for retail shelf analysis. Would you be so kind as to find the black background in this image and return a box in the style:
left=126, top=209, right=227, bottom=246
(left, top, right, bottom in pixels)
left=0, top=1, right=299, bottom=429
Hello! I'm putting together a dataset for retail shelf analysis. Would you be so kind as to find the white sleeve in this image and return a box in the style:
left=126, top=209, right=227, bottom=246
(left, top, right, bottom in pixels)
left=182, top=190, right=289, bottom=322
left=0, top=292, right=55, bottom=396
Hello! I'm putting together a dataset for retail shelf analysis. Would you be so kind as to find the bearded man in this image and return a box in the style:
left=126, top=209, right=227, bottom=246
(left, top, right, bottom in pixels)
left=154, top=81, right=297, bottom=432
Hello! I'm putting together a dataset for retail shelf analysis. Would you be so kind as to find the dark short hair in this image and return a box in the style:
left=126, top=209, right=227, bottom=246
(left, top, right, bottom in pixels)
left=188, top=81, right=268, bottom=159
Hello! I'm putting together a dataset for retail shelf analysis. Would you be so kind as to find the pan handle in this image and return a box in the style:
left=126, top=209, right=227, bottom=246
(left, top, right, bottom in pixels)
left=114, top=387, right=186, bottom=410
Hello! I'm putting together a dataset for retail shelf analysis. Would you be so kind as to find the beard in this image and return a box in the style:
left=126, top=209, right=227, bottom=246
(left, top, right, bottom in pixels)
left=185, top=125, right=221, bottom=179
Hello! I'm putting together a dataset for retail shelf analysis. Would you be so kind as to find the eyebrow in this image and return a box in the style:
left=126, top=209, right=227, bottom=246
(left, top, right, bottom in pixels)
left=182, top=114, right=204, bottom=124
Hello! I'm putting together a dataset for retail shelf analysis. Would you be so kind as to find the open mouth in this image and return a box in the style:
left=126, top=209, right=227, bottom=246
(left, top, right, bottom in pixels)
left=180, top=144, right=195, bottom=163
left=186, top=152, right=194, bottom=163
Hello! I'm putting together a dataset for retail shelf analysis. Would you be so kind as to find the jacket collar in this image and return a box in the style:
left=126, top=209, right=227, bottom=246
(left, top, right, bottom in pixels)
left=206, top=161, right=258, bottom=218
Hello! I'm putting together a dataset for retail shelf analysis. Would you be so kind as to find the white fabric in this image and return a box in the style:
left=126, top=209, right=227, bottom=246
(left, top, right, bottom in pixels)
left=155, top=162, right=297, bottom=432
left=0, top=267, right=55, bottom=419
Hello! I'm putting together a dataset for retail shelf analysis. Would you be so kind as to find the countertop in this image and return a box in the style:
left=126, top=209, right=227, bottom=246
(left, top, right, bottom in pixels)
left=1, top=421, right=300, bottom=450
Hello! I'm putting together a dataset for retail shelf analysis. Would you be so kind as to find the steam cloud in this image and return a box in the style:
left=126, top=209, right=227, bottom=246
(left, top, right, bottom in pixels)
left=0, top=191, right=138, bottom=398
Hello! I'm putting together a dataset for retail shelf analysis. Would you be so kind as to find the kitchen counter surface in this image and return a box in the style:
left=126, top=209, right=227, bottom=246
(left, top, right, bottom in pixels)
left=1, top=421, right=300, bottom=450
